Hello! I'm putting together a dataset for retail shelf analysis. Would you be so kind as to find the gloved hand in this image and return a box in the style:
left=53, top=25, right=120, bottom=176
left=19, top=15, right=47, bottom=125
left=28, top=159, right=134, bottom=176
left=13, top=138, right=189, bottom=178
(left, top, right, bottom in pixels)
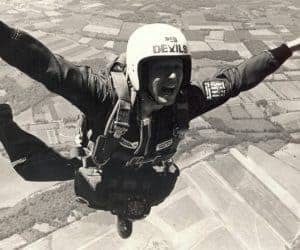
left=0, top=20, right=12, bottom=42
left=286, top=37, right=300, bottom=53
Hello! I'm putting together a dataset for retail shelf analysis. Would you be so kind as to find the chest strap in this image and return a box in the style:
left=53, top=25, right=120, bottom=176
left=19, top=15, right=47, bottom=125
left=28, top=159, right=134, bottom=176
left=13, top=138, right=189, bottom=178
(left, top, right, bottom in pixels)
left=92, top=72, right=133, bottom=166
left=109, top=72, right=131, bottom=138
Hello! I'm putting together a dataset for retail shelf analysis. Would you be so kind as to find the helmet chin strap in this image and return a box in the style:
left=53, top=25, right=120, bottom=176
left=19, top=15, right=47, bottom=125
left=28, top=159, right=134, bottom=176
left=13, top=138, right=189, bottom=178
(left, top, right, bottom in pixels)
left=138, top=91, right=163, bottom=119
left=127, top=71, right=163, bottom=118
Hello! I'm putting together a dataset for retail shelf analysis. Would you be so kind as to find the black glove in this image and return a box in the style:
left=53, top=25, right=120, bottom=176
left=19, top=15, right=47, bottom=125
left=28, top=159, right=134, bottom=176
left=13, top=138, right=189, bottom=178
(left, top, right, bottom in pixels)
left=0, top=21, right=11, bottom=46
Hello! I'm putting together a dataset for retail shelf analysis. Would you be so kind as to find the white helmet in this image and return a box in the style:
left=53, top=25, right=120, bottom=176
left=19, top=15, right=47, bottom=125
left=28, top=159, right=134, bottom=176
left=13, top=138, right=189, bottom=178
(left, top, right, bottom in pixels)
left=126, top=23, right=191, bottom=91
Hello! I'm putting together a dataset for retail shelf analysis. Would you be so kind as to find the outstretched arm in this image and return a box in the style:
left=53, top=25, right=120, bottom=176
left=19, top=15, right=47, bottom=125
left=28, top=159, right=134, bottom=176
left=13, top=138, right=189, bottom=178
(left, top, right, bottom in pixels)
left=214, top=43, right=293, bottom=94
left=0, top=21, right=59, bottom=85
left=211, top=37, right=300, bottom=94
left=0, top=21, right=112, bottom=115
left=187, top=38, right=299, bottom=119
left=286, top=37, right=300, bottom=53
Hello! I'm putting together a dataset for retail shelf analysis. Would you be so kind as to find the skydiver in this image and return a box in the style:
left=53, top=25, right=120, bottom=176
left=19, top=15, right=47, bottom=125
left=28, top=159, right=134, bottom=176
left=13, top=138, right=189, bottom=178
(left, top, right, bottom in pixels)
left=0, top=20, right=300, bottom=238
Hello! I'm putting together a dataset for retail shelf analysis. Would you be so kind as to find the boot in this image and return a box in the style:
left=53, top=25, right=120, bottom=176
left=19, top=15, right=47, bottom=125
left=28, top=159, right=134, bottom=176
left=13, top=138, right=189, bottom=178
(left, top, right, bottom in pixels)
left=117, top=216, right=132, bottom=239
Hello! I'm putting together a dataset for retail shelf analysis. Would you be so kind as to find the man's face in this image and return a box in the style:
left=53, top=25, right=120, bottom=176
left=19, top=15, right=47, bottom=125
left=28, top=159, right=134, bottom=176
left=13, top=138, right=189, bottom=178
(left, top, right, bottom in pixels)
left=147, top=58, right=183, bottom=106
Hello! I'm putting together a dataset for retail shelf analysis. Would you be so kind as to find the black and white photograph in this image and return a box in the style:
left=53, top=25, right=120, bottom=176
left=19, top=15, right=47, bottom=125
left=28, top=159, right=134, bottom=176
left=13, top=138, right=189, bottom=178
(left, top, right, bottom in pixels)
left=0, top=0, right=299, bottom=249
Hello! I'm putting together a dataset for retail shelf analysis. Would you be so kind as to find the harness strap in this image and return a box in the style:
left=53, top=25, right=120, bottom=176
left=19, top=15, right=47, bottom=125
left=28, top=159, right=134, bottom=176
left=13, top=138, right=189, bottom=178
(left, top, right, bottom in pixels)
left=110, top=72, right=131, bottom=138
left=134, top=118, right=151, bottom=156
left=175, top=90, right=189, bottom=130
left=92, top=71, right=133, bottom=166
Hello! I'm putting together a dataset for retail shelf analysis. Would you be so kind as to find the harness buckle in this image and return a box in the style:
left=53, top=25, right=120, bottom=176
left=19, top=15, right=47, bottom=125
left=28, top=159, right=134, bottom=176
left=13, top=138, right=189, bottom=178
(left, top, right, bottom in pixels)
left=113, top=123, right=129, bottom=139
